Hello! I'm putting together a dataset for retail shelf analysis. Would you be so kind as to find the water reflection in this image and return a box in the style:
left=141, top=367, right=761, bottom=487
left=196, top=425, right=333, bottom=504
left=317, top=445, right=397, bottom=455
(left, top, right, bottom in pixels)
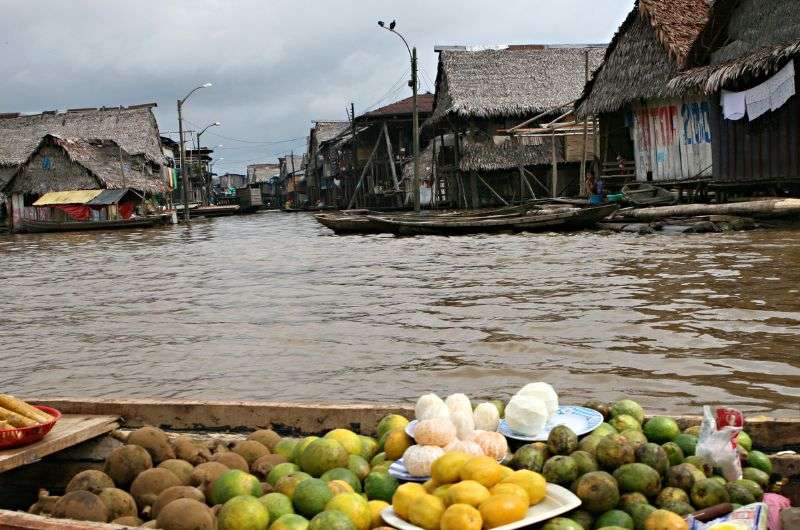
left=1, top=212, right=798, bottom=415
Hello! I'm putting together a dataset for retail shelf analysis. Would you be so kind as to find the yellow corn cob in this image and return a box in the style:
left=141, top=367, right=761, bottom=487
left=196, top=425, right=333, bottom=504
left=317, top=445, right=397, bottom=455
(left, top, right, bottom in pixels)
left=0, top=406, right=38, bottom=427
left=0, top=394, right=53, bottom=423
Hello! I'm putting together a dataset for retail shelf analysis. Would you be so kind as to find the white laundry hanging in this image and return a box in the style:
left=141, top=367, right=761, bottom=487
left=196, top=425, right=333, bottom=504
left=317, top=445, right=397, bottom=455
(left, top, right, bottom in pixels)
left=722, top=90, right=746, bottom=120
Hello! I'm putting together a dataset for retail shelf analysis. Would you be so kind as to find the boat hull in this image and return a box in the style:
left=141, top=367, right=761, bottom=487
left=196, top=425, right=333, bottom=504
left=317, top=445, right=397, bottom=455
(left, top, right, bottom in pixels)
left=19, top=217, right=165, bottom=234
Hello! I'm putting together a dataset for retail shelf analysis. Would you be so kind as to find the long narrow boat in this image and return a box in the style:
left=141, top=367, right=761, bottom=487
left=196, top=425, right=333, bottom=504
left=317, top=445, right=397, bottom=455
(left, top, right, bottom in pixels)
left=0, top=398, right=799, bottom=530
left=367, top=204, right=619, bottom=236
left=622, top=183, right=675, bottom=207
left=314, top=211, right=394, bottom=235
left=20, top=216, right=167, bottom=234
left=0, top=398, right=797, bottom=529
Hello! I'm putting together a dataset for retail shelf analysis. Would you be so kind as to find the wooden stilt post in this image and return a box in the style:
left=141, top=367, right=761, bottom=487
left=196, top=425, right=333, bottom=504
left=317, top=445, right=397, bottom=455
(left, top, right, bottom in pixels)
left=579, top=50, right=590, bottom=197
left=382, top=123, right=402, bottom=207
left=347, top=136, right=382, bottom=209
left=551, top=130, right=558, bottom=198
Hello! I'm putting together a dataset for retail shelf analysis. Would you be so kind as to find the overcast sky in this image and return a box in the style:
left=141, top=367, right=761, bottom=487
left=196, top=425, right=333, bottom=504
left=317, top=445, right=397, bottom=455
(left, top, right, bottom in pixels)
left=0, top=0, right=631, bottom=175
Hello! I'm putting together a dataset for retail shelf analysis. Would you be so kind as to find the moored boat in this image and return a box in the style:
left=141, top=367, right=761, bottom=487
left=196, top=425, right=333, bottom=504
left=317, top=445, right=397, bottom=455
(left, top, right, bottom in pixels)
left=0, top=397, right=797, bottom=528
left=314, top=211, right=394, bottom=234
left=621, top=183, right=676, bottom=207
left=367, top=204, right=619, bottom=236
left=20, top=215, right=169, bottom=234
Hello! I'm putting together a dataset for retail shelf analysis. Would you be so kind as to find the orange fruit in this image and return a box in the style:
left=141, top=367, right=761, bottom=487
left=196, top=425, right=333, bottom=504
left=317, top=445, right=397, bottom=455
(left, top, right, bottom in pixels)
left=382, top=430, right=413, bottom=461
left=490, top=483, right=529, bottom=505
left=367, top=500, right=389, bottom=529
left=408, top=494, right=445, bottom=530
left=431, top=452, right=471, bottom=485
left=500, top=470, right=547, bottom=506
left=440, top=503, right=482, bottom=530
left=423, top=479, right=438, bottom=493
left=478, top=494, right=528, bottom=528
left=391, top=482, right=426, bottom=521
left=644, top=509, right=690, bottom=530
left=433, top=484, right=452, bottom=502
left=459, top=456, right=504, bottom=488
left=445, top=480, right=491, bottom=507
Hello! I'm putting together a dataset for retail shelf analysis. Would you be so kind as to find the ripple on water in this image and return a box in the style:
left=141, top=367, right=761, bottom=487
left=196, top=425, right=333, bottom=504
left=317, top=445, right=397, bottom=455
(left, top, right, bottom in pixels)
left=0, top=213, right=799, bottom=415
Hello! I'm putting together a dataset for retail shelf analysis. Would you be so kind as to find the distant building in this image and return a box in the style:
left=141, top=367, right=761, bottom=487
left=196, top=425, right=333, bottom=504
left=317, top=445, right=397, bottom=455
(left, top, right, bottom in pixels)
left=305, top=121, right=350, bottom=206
left=4, top=134, right=164, bottom=231
left=279, top=154, right=306, bottom=207
left=428, top=45, right=605, bottom=205
left=218, top=173, right=248, bottom=190
left=247, top=163, right=281, bottom=207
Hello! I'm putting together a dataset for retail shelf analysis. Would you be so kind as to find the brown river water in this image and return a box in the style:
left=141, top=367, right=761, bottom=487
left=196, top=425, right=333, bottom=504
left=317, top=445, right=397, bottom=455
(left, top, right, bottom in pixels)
left=1, top=212, right=799, bottom=415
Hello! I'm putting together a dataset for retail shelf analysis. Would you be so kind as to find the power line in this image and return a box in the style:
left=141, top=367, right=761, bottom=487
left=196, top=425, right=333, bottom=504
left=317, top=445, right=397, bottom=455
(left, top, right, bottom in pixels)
left=183, top=118, right=307, bottom=145
left=360, top=67, right=411, bottom=114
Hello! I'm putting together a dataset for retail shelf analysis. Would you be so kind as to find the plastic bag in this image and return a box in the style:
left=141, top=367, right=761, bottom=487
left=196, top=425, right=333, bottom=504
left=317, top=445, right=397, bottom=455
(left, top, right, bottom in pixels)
left=695, top=405, right=743, bottom=481
left=687, top=502, right=768, bottom=530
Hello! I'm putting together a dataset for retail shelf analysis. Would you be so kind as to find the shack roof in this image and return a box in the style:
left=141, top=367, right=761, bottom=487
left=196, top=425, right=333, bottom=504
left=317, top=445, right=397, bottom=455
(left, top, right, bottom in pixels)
left=459, top=137, right=564, bottom=172
left=670, top=0, right=800, bottom=94
left=429, top=46, right=605, bottom=125
left=576, top=0, right=711, bottom=117
left=7, top=135, right=165, bottom=195
left=312, top=121, right=350, bottom=145
left=362, top=94, right=435, bottom=120
left=0, top=104, right=163, bottom=169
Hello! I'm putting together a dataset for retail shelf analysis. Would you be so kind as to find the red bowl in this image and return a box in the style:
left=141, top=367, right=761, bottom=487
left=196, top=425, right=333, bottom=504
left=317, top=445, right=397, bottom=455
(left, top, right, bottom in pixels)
left=0, top=405, right=61, bottom=450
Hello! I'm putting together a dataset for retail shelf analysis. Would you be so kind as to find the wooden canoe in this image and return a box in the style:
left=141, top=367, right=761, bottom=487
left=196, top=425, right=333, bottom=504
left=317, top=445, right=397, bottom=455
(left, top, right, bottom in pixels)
left=621, top=183, right=676, bottom=207
left=0, top=398, right=798, bottom=528
left=19, top=216, right=166, bottom=234
left=367, top=204, right=619, bottom=236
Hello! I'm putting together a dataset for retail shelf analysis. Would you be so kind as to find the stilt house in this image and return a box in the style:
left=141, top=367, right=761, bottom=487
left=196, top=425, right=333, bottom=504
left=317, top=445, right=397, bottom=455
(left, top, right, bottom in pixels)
left=670, top=0, right=800, bottom=196
left=427, top=45, right=605, bottom=207
left=306, top=121, right=351, bottom=207
left=575, top=0, right=712, bottom=191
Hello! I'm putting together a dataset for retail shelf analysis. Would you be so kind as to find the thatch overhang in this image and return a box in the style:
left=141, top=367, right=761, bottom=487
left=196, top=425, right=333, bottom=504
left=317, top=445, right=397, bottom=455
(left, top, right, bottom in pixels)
left=576, top=0, right=711, bottom=117
left=669, top=0, right=800, bottom=94
left=7, top=135, right=165, bottom=195
left=0, top=104, right=164, bottom=169
left=312, top=121, right=350, bottom=145
left=459, top=137, right=564, bottom=172
left=429, top=46, right=605, bottom=127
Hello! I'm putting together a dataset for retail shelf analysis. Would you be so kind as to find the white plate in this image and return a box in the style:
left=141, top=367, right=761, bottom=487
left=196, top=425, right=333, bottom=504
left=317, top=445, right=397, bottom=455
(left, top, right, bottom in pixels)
left=498, top=405, right=603, bottom=442
left=381, top=483, right=581, bottom=530
left=388, top=458, right=429, bottom=482
left=405, top=419, right=418, bottom=438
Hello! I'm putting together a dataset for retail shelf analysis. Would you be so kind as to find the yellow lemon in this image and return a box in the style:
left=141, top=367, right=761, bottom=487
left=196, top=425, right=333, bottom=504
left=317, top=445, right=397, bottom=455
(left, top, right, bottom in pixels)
left=445, top=480, right=491, bottom=507
left=325, top=492, right=371, bottom=530
left=391, top=482, right=426, bottom=521
left=459, top=456, right=504, bottom=488
left=440, top=503, right=482, bottom=530
left=423, top=479, right=438, bottom=493
left=478, top=494, right=528, bottom=528
left=383, top=430, right=414, bottom=461
left=498, top=465, right=514, bottom=480
left=644, top=509, right=690, bottom=530
left=490, top=483, right=529, bottom=505
left=367, top=500, right=389, bottom=529
left=431, top=451, right=471, bottom=485
left=500, top=470, right=547, bottom=506
left=432, top=484, right=452, bottom=502
left=408, top=494, right=445, bottom=530
left=328, top=479, right=355, bottom=495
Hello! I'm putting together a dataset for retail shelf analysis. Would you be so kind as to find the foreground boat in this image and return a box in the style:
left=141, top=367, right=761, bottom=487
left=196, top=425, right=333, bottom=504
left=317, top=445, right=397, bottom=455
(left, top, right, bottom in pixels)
left=367, top=204, right=619, bottom=236
left=20, top=215, right=168, bottom=234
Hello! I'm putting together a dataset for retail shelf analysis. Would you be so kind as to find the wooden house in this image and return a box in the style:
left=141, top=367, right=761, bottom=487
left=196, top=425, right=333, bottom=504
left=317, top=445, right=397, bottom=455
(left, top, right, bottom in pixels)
left=279, top=154, right=306, bottom=208
left=306, top=121, right=351, bottom=207
left=576, top=0, right=712, bottom=191
left=247, top=163, right=281, bottom=207
left=427, top=45, right=605, bottom=207
left=3, top=135, right=164, bottom=231
left=669, top=0, right=800, bottom=196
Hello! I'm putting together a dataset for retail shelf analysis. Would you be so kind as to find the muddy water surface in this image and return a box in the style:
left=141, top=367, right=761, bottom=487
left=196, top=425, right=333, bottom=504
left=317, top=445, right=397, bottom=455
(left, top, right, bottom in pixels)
left=1, top=212, right=798, bottom=415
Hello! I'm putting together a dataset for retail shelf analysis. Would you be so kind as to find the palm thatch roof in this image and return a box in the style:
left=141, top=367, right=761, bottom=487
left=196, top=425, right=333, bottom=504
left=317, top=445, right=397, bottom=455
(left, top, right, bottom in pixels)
left=669, top=0, right=800, bottom=94
left=576, top=0, right=711, bottom=117
left=313, top=121, right=350, bottom=145
left=0, top=104, right=163, bottom=169
left=429, top=46, right=605, bottom=126
left=8, top=135, right=165, bottom=195
left=401, top=143, right=435, bottom=181
left=459, top=137, right=563, bottom=172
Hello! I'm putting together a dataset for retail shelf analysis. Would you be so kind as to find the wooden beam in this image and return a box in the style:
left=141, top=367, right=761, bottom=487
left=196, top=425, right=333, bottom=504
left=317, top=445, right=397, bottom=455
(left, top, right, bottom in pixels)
left=551, top=130, right=559, bottom=198
left=346, top=134, right=382, bottom=209
left=381, top=123, right=402, bottom=207
left=469, top=171, right=479, bottom=209
left=477, top=175, right=509, bottom=206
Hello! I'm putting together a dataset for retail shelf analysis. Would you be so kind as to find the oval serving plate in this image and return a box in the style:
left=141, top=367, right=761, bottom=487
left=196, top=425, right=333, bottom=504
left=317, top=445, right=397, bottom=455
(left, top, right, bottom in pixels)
left=498, top=405, right=603, bottom=442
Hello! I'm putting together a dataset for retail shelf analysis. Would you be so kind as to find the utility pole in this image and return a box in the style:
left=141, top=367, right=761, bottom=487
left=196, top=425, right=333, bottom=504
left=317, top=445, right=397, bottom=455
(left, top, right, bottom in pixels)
left=411, top=46, right=420, bottom=212
left=176, top=83, right=212, bottom=223
left=290, top=151, right=297, bottom=208
left=351, top=102, right=358, bottom=208
left=579, top=50, right=590, bottom=197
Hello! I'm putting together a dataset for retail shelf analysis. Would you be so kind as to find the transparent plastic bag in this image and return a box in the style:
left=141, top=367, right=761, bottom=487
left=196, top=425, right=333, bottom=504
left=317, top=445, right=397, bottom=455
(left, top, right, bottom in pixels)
left=695, top=405, right=743, bottom=481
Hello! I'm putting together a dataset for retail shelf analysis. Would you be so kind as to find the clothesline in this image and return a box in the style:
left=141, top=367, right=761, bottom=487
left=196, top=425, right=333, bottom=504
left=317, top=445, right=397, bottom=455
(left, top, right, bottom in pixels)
left=721, top=60, right=795, bottom=122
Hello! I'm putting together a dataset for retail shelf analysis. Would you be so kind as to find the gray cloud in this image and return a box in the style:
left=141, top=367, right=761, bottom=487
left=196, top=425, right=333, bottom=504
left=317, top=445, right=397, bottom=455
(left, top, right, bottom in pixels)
left=0, top=0, right=631, bottom=174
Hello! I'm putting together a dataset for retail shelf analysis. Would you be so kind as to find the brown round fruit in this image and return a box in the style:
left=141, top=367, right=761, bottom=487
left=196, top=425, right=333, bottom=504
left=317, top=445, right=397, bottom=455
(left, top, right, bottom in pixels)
left=65, top=470, right=115, bottom=495
left=53, top=491, right=109, bottom=522
left=128, top=426, right=176, bottom=464
left=104, top=444, right=153, bottom=488
left=112, top=516, right=143, bottom=526
left=251, top=454, right=289, bottom=480
left=233, top=440, right=271, bottom=466
left=171, top=436, right=209, bottom=465
left=249, top=429, right=282, bottom=451
left=155, top=498, right=215, bottom=530
left=130, top=468, right=181, bottom=508
left=98, top=488, right=137, bottom=520
left=213, top=451, right=250, bottom=472
left=151, top=485, right=206, bottom=518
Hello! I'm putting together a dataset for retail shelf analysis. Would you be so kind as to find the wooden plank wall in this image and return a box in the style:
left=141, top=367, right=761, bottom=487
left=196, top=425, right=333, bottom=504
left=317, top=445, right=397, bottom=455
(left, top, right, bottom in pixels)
left=631, top=98, right=714, bottom=181
left=711, top=73, right=800, bottom=184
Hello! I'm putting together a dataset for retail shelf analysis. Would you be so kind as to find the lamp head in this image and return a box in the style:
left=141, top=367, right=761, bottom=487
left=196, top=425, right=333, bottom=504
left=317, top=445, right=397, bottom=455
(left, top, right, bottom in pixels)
left=214, top=121, right=221, bottom=126
left=203, top=83, right=213, bottom=88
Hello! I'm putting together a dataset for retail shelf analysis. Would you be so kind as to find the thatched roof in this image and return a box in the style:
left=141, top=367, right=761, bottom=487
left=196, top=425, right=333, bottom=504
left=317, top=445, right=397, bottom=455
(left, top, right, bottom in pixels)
left=576, top=0, right=711, bottom=117
left=401, top=143, right=435, bottom=181
left=0, top=104, right=163, bottom=168
left=459, top=137, right=563, bottom=172
left=313, top=121, right=350, bottom=145
left=670, top=0, right=800, bottom=94
left=8, top=135, right=165, bottom=195
left=429, top=46, right=606, bottom=125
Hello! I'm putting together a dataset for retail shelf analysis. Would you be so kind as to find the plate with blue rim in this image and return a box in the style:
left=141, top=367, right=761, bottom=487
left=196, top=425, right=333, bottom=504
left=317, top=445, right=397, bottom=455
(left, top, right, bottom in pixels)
left=498, top=405, right=603, bottom=442
left=388, top=458, right=429, bottom=482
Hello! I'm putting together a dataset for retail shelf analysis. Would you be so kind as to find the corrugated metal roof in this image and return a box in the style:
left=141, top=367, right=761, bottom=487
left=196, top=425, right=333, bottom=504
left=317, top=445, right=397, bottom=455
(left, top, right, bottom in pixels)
left=33, top=189, right=103, bottom=206
left=87, top=188, right=129, bottom=205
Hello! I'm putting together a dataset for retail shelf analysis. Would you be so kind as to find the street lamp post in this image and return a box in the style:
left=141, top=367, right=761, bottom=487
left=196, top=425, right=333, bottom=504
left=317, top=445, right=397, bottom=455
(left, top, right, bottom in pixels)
left=378, top=20, right=420, bottom=212
left=177, top=83, right=212, bottom=223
